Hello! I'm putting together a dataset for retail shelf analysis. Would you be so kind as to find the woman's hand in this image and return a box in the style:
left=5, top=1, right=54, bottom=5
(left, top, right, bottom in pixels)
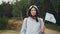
left=41, top=26, right=45, bottom=32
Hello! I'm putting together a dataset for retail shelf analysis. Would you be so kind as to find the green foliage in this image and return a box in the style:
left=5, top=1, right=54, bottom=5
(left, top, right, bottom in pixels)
left=0, top=5, right=3, bottom=17
left=0, top=2, right=12, bottom=30
left=50, top=0, right=59, bottom=12
left=0, top=17, right=8, bottom=30
left=12, top=0, right=60, bottom=18
left=0, top=2, right=13, bottom=18
left=12, top=0, right=28, bottom=19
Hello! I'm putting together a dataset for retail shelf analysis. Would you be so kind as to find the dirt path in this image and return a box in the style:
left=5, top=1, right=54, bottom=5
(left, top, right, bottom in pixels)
left=0, top=28, right=60, bottom=34
left=45, top=28, right=60, bottom=34
left=0, top=30, right=20, bottom=34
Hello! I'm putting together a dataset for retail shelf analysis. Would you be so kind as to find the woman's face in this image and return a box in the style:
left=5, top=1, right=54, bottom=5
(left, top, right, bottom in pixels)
left=30, top=8, right=36, bottom=16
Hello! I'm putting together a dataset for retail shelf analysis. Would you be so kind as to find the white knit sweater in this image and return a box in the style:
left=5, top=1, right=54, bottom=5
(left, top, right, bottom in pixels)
left=20, top=17, right=44, bottom=34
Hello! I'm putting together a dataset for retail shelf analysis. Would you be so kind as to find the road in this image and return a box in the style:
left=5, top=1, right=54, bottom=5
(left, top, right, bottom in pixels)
left=45, top=28, right=60, bottom=34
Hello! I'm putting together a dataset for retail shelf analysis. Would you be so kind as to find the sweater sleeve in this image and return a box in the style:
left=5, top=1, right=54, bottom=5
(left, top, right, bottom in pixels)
left=20, top=18, right=27, bottom=34
left=40, top=18, right=44, bottom=28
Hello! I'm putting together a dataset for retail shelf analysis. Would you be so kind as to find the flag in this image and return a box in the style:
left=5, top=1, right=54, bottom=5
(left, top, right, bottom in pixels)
left=45, top=12, right=56, bottom=24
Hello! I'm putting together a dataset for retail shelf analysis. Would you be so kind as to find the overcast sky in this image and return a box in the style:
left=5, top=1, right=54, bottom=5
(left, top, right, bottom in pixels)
left=0, top=0, right=16, bottom=4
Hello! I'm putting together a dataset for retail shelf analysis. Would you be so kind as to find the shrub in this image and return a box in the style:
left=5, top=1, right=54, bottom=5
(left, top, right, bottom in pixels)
left=0, top=17, right=8, bottom=30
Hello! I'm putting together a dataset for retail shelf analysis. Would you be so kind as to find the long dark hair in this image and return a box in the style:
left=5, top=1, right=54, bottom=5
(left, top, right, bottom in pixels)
left=27, top=5, right=39, bottom=22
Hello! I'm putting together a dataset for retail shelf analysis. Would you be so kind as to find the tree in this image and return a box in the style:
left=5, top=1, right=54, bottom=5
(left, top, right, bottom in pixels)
left=0, top=5, right=3, bottom=17
left=0, top=2, right=13, bottom=29
left=12, top=0, right=28, bottom=19
left=1, top=2, right=13, bottom=18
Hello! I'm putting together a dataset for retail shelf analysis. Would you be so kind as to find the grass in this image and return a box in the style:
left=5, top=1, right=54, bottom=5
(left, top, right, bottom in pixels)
left=45, top=23, right=60, bottom=32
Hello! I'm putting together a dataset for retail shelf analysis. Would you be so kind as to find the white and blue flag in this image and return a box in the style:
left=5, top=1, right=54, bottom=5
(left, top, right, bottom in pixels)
left=45, top=12, right=56, bottom=24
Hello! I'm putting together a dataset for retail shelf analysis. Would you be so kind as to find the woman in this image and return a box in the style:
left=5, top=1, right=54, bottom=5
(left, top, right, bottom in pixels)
left=20, top=5, right=45, bottom=34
